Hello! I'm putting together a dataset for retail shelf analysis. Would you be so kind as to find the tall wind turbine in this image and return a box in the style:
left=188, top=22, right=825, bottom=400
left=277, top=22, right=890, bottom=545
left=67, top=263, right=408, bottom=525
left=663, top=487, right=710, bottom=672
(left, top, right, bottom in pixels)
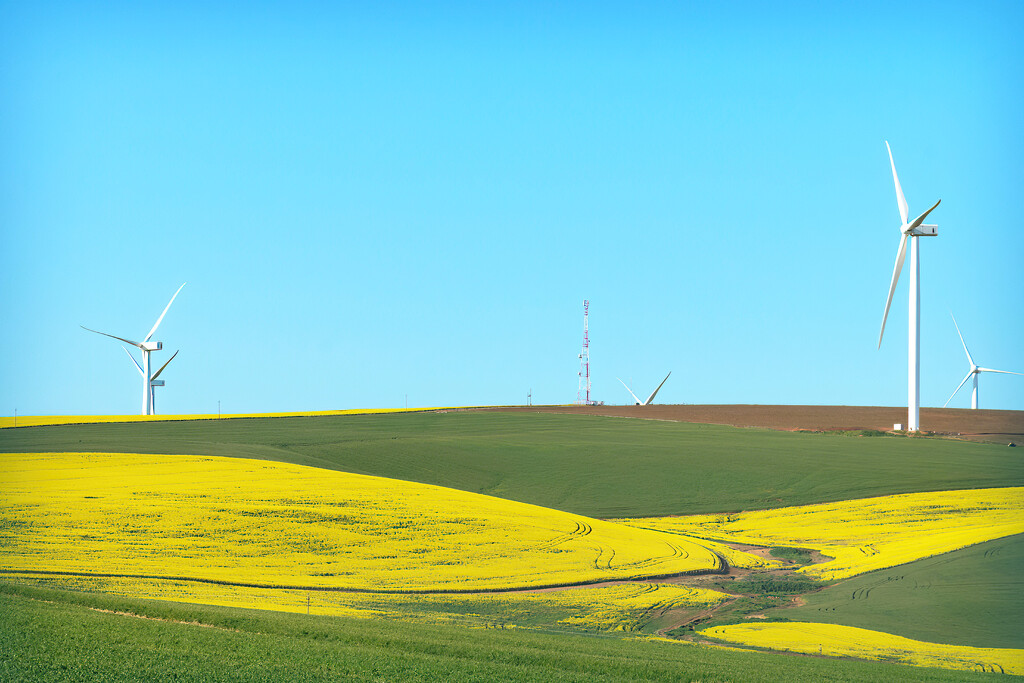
left=943, top=314, right=1022, bottom=409
left=877, top=142, right=940, bottom=431
left=616, top=371, right=671, bottom=405
left=82, top=283, right=186, bottom=415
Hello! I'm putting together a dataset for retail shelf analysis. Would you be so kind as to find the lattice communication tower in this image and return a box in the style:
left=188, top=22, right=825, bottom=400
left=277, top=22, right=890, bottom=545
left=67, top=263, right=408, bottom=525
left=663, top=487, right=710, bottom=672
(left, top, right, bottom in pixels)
left=576, top=299, right=592, bottom=405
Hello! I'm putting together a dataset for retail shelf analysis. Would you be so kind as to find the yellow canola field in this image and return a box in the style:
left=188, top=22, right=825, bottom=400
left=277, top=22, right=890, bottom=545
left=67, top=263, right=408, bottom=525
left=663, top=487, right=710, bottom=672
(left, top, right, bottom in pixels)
left=0, top=407, right=458, bottom=429
left=0, top=453, right=728, bottom=591
left=620, top=487, right=1024, bottom=580
left=13, top=574, right=728, bottom=632
left=701, top=622, right=1024, bottom=675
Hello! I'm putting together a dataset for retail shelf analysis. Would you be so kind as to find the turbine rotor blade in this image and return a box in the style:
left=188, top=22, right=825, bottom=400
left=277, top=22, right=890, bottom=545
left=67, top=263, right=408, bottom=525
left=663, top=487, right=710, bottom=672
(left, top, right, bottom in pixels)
left=644, top=371, right=672, bottom=405
left=943, top=371, right=974, bottom=408
left=976, top=368, right=1024, bottom=376
left=886, top=141, right=909, bottom=225
left=617, top=377, right=643, bottom=405
left=907, top=199, right=941, bottom=231
left=950, top=313, right=975, bottom=367
left=151, top=350, right=179, bottom=381
left=81, top=325, right=143, bottom=348
left=145, top=282, right=186, bottom=342
left=121, top=346, right=144, bottom=376
left=878, top=233, right=908, bottom=348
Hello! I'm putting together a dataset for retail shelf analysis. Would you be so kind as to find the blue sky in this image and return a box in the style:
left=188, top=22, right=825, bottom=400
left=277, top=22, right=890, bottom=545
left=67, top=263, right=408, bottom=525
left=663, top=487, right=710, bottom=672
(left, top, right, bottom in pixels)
left=2, top=1, right=1022, bottom=416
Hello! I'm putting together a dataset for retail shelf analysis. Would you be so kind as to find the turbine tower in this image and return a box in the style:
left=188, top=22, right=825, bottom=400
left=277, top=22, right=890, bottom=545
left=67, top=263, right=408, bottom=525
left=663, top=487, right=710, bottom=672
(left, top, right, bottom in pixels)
left=943, top=314, right=1022, bottom=409
left=123, top=348, right=179, bottom=414
left=616, top=372, right=671, bottom=405
left=82, top=283, right=186, bottom=415
left=877, top=142, right=940, bottom=431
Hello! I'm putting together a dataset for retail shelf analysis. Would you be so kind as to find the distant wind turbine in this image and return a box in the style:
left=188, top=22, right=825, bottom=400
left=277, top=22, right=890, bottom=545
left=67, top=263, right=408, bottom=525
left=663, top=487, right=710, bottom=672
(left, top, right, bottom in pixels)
left=82, top=283, right=186, bottom=415
left=943, top=314, right=1022, bottom=409
left=877, top=142, right=940, bottom=431
left=616, top=372, right=671, bottom=405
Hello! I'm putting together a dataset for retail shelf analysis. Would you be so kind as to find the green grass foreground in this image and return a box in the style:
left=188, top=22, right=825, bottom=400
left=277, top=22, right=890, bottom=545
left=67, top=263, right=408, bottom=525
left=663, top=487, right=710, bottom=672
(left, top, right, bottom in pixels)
left=2, top=411, right=1021, bottom=517
left=778, top=533, right=1024, bottom=649
left=0, top=584, right=1001, bottom=683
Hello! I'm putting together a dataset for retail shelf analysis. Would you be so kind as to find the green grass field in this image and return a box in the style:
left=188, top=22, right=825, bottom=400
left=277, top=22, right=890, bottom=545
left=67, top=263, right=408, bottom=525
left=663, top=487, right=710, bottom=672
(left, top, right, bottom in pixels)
left=777, top=533, right=1024, bottom=649
left=2, top=411, right=1021, bottom=517
left=0, top=583, right=998, bottom=683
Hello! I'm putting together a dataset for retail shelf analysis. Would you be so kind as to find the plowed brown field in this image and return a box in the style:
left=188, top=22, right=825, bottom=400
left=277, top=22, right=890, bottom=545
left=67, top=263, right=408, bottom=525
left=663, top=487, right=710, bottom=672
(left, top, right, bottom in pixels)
left=493, top=405, right=1024, bottom=444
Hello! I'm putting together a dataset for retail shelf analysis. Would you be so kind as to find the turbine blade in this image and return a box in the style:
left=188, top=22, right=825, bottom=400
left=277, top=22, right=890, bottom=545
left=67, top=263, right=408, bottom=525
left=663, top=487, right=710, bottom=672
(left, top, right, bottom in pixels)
left=121, top=346, right=144, bottom=376
left=878, top=233, right=908, bottom=348
left=145, top=282, right=186, bottom=342
left=81, top=325, right=143, bottom=348
left=949, top=313, right=975, bottom=367
left=886, top=141, right=909, bottom=225
left=644, top=371, right=672, bottom=405
left=977, top=368, right=1024, bottom=376
left=617, top=377, right=643, bottom=405
left=151, top=349, right=179, bottom=381
left=908, top=199, right=941, bottom=231
left=943, top=371, right=974, bottom=408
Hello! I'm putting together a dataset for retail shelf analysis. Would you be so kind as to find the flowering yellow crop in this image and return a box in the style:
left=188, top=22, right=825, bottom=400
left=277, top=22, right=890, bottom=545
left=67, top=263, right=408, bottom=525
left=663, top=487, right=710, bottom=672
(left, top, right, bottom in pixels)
left=0, top=453, right=722, bottom=591
left=12, top=573, right=728, bottom=632
left=620, top=487, right=1024, bottom=580
left=701, top=622, right=1024, bottom=675
left=0, top=407, right=460, bottom=429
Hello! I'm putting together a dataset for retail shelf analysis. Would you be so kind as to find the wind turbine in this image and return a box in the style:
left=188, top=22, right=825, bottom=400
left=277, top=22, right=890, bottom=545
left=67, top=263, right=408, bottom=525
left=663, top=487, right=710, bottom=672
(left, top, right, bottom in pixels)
left=877, top=142, right=940, bottom=431
left=616, top=371, right=671, bottom=405
left=82, top=283, right=186, bottom=415
left=943, top=314, right=1022, bottom=409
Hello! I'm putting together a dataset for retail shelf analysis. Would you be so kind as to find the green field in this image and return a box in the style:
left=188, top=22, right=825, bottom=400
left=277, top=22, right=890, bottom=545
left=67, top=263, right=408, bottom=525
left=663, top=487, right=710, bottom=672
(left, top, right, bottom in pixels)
left=2, top=411, right=1020, bottom=517
left=777, top=533, right=1024, bottom=649
left=0, top=583, right=998, bottom=683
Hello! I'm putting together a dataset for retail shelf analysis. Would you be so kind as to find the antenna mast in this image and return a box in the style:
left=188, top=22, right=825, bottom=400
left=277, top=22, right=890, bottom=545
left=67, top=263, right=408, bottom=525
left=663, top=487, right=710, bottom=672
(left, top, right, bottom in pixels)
left=577, top=300, right=592, bottom=405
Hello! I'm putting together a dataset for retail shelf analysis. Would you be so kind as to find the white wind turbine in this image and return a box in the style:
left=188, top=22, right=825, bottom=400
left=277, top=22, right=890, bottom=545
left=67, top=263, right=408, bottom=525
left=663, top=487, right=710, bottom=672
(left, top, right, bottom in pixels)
left=943, top=314, right=1022, bottom=409
left=616, top=371, right=671, bottom=406
left=82, top=283, right=186, bottom=415
left=877, top=142, right=940, bottom=431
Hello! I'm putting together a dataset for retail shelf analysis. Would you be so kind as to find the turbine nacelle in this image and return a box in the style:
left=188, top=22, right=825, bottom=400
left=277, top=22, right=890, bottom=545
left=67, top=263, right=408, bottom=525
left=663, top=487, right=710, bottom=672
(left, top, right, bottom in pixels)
left=907, top=224, right=938, bottom=237
left=141, top=341, right=162, bottom=351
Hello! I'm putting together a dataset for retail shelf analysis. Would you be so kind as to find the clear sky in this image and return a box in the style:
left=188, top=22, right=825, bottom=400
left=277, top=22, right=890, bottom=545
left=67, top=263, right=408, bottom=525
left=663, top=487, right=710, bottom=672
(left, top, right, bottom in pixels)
left=2, top=1, right=1022, bottom=416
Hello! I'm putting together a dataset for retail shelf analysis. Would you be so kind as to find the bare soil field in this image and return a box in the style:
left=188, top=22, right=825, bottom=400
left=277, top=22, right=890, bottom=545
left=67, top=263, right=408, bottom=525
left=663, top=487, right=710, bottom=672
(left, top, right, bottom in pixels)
left=494, top=404, right=1024, bottom=444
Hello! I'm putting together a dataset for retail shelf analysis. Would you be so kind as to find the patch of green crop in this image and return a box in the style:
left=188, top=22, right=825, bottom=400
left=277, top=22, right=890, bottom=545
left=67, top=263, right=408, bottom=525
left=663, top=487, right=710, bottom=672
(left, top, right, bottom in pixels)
left=0, top=582, right=996, bottom=682
left=1, top=411, right=1020, bottom=518
left=769, top=546, right=814, bottom=565
left=775, top=533, right=1024, bottom=649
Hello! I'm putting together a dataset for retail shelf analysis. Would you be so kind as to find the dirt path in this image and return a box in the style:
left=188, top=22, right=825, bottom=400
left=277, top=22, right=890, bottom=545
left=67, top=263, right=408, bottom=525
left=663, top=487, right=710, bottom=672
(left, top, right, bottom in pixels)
left=490, top=404, right=1024, bottom=444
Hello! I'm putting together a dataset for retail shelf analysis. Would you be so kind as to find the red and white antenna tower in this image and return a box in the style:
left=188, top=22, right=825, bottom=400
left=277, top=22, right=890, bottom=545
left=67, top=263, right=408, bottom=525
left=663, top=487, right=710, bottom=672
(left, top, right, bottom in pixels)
left=577, top=299, right=592, bottom=405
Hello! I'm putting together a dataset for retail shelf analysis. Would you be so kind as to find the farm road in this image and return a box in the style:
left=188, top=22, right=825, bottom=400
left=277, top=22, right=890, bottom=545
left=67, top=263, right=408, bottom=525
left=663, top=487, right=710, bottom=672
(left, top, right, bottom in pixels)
left=497, top=405, right=1024, bottom=444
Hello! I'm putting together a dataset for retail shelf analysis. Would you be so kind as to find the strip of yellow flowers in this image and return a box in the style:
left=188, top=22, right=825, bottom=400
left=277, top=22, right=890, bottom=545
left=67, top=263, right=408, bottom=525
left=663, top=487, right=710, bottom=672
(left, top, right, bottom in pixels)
left=701, top=622, right=1024, bottom=675
left=0, top=407, right=462, bottom=429
left=0, top=452, right=736, bottom=592
left=618, top=487, right=1024, bottom=581
left=11, top=574, right=728, bottom=632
